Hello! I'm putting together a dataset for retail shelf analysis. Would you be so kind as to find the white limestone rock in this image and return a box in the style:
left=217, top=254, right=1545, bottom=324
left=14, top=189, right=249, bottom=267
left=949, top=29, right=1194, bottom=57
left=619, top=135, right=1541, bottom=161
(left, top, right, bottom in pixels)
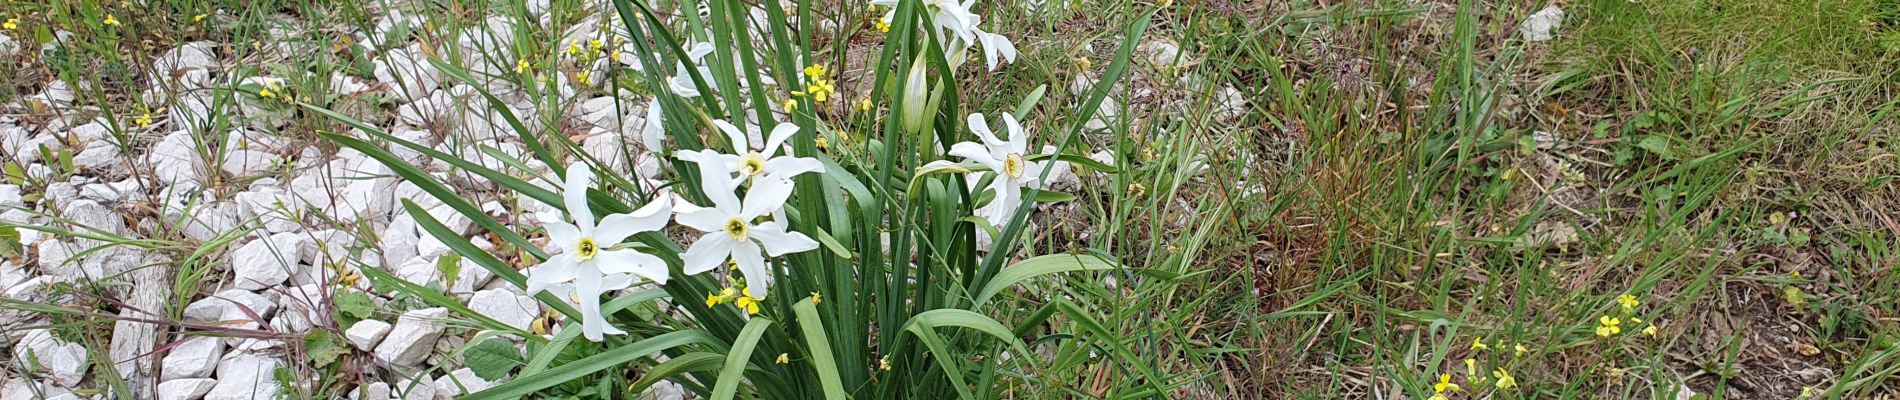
left=434, top=368, right=502, bottom=398
left=346, top=319, right=393, bottom=351
left=203, top=353, right=284, bottom=400
left=159, top=336, right=226, bottom=380
left=351, top=381, right=390, bottom=400
left=373, top=308, right=449, bottom=367
left=467, top=288, right=538, bottom=331
left=158, top=378, right=218, bottom=400
left=228, top=232, right=311, bottom=290
left=220, top=149, right=282, bottom=178
left=182, top=289, right=278, bottom=331
left=13, top=329, right=89, bottom=386
left=1519, top=6, right=1564, bottom=42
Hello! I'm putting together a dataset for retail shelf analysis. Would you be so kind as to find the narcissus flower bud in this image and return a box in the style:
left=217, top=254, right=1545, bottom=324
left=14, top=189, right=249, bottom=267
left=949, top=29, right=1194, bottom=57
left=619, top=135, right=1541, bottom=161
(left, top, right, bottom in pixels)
left=901, top=57, right=930, bottom=135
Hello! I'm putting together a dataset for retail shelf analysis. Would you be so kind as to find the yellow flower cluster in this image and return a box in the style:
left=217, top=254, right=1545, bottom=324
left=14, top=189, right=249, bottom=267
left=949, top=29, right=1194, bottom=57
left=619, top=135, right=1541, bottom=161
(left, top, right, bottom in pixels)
left=705, top=286, right=764, bottom=315
left=792, top=64, right=836, bottom=104
left=4, top=18, right=19, bottom=31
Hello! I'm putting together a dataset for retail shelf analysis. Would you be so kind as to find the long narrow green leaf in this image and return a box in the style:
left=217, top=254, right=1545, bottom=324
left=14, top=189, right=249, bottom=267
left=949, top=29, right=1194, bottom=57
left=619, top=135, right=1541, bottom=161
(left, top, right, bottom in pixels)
left=1055, top=301, right=1170, bottom=396
left=973, top=253, right=1121, bottom=306
left=463, top=330, right=719, bottom=400
left=356, top=265, right=538, bottom=340
left=712, top=317, right=774, bottom=400
left=627, top=352, right=725, bottom=395
left=791, top=299, right=849, bottom=400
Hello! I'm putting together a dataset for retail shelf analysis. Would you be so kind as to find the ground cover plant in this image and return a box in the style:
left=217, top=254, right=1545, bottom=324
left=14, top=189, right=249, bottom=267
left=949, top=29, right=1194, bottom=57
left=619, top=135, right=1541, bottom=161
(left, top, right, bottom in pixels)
left=1, top=0, right=1898, bottom=399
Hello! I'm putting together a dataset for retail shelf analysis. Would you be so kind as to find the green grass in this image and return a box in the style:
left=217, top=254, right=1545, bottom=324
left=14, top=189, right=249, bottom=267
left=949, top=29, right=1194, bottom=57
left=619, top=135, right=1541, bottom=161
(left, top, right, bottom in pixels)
left=5, top=0, right=1900, bottom=398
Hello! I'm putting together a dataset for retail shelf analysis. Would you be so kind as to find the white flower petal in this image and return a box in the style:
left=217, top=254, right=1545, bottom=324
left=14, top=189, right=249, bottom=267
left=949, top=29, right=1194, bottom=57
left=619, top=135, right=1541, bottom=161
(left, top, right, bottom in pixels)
left=544, top=221, right=582, bottom=254
left=593, top=196, right=672, bottom=244
left=675, top=206, right=732, bottom=233
left=563, top=162, right=597, bottom=234
left=949, top=142, right=1003, bottom=172
left=763, top=123, right=800, bottom=157
left=526, top=254, right=580, bottom=296
left=731, top=240, right=770, bottom=299
left=966, top=113, right=1007, bottom=148
left=642, top=98, right=666, bottom=151
left=593, top=250, right=671, bottom=285
left=740, top=176, right=795, bottom=220
left=762, top=156, right=822, bottom=180
left=751, top=221, right=819, bottom=257
left=1003, top=113, right=1028, bottom=155
left=693, top=158, right=744, bottom=214
left=574, top=274, right=623, bottom=341
left=680, top=233, right=735, bottom=275
left=712, top=119, right=752, bottom=153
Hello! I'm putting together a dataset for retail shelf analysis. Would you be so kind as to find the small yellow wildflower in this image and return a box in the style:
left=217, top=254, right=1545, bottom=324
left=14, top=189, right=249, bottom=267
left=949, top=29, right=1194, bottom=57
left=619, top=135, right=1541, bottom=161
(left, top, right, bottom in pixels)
left=1427, top=394, right=1448, bottom=400
left=1465, top=358, right=1484, bottom=386
left=103, top=15, right=121, bottom=27
left=781, top=98, right=798, bottom=113
left=776, top=353, right=789, bottom=364
left=1493, top=368, right=1517, bottom=389
left=1470, top=337, right=1489, bottom=352
left=810, top=291, right=822, bottom=304
left=1514, top=343, right=1529, bottom=357
left=878, top=355, right=891, bottom=371
left=133, top=112, right=153, bottom=127
left=1433, top=373, right=1460, bottom=393
left=1128, top=182, right=1147, bottom=197
left=590, top=39, right=604, bottom=53
left=1596, top=315, right=1622, bottom=337
left=566, top=41, right=583, bottom=57
left=576, top=71, right=592, bottom=85
left=194, top=14, right=208, bottom=23
left=258, top=87, right=275, bottom=99
left=804, top=64, right=828, bottom=78
left=516, top=59, right=531, bottom=74
left=706, top=287, right=736, bottom=308
left=609, top=48, right=621, bottom=61
left=733, top=288, right=762, bottom=315
left=1616, top=293, right=1640, bottom=311
left=875, top=20, right=890, bottom=32
left=4, top=18, right=19, bottom=31
left=857, top=98, right=873, bottom=112
left=806, top=80, right=836, bottom=103
left=1076, top=56, right=1093, bottom=72
left=1643, top=323, right=1659, bottom=337
left=815, top=136, right=830, bottom=150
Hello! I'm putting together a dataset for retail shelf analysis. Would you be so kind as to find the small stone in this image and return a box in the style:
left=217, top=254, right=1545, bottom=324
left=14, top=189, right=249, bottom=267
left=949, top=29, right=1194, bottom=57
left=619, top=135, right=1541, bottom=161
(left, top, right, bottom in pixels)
left=73, top=142, right=124, bottom=171
left=220, top=149, right=282, bottom=178
left=434, top=368, right=502, bottom=397
left=182, top=289, right=278, bottom=330
left=1519, top=6, right=1565, bottom=42
left=14, top=329, right=89, bottom=386
left=159, top=336, right=226, bottom=380
left=228, top=232, right=311, bottom=290
left=392, top=377, right=437, bottom=400
left=158, top=378, right=218, bottom=400
left=346, top=320, right=393, bottom=351
left=467, top=289, right=538, bottom=331
left=150, top=130, right=206, bottom=184
left=351, top=382, right=390, bottom=400
left=373, top=308, right=449, bottom=367
left=204, top=353, right=284, bottom=400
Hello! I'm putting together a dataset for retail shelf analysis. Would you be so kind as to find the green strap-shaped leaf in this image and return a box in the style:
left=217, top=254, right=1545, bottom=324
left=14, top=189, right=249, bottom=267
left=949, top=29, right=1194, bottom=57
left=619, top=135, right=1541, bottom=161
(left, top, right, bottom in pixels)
left=791, top=299, right=849, bottom=400
left=973, top=253, right=1121, bottom=306
left=712, top=317, right=774, bottom=400
left=898, top=309, right=1036, bottom=400
left=463, top=330, right=719, bottom=400
left=627, top=352, right=725, bottom=395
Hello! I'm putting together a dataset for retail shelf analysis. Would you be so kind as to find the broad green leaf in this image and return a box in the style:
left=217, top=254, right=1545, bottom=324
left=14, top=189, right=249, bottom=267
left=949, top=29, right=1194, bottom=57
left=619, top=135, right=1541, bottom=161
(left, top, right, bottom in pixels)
left=303, top=330, right=346, bottom=367
left=464, top=337, right=525, bottom=381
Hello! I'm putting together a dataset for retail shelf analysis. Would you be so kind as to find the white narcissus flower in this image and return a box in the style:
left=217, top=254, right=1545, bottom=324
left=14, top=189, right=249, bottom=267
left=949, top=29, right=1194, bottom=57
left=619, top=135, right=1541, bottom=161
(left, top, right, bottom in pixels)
left=675, top=164, right=818, bottom=300
left=949, top=113, right=1051, bottom=227
left=526, top=162, right=674, bottom=341
left=677, top=120, right=822, bottom=183
left=874, top=0, right=981, bottom=44
left=668, top=42, right=716, bottom=97
left=971, top=26, right=1018, bottom=71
